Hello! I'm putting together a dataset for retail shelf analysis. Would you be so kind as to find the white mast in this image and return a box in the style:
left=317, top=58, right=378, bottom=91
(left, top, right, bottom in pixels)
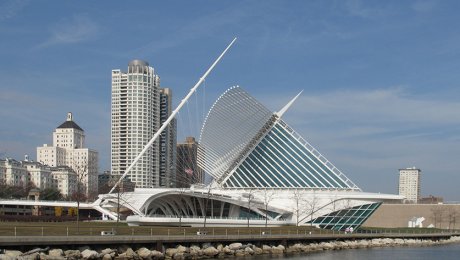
left=108, top=37, right=237, bottom=194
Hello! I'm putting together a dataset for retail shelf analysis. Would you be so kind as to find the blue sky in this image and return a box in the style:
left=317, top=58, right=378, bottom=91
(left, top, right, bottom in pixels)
left=1, top=0, right=460, bottom=200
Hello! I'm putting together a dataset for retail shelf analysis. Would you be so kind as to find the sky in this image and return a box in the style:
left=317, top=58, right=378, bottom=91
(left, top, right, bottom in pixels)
left=1, top=0, right=460, bottom=200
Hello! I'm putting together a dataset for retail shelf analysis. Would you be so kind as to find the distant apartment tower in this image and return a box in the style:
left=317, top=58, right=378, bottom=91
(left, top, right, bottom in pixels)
left=398, top=167, right=421, bottom=203
left=159, top=88, right=177, bottom=187
left=176, top=137, right=204, bottom=187
left=37, top=112, right=98, bottom=199
left=111, top=60, right=161, bottom=188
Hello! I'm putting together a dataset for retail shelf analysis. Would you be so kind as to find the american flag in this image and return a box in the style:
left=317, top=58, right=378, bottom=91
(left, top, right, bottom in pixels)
left=185, top=168, right=194, bottom=176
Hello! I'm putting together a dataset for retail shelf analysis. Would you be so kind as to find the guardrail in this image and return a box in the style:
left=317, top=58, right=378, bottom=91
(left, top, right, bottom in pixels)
left=0, top=225, right=459, bottom=238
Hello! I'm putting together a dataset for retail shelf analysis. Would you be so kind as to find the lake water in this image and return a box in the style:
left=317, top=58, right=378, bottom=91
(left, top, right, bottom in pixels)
left=251, top=243, right=460, bottom=260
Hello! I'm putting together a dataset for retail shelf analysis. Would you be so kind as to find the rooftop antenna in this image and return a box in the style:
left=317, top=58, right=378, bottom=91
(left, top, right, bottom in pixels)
left=108, top=37, right=237, bottom=194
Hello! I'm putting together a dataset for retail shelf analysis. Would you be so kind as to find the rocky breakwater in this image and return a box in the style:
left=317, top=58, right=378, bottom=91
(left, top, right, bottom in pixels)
left=1, top=236, right=459, bottom=260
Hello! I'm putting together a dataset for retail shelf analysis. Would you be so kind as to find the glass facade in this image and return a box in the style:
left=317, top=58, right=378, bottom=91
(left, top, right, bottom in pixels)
left=223, top=120, right=357, bottom=189
left=308, top=202, right=381, bottom=231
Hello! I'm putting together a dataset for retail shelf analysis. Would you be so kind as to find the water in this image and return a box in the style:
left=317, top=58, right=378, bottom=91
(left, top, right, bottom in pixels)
left=251, top=243, right=460, bottom=260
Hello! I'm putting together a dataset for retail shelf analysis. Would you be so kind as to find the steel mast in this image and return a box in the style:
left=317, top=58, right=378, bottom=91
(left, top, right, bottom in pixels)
left=108, top=38, right=237, bottom=194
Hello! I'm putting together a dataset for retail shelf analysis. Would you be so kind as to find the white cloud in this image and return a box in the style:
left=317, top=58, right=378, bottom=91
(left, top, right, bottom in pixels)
left=37, top=14, right=99, bottom=48
left=0, top=0, right=29, bottom=21
left=412, top=0, right=438, bottom=13
left=285, top=88, right=460, bottom=128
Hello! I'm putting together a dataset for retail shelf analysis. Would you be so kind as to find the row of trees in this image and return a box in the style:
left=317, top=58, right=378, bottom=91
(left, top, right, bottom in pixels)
left=430, top=206, right=459, bottom=229
left=0, top=180, right=89, bottom=202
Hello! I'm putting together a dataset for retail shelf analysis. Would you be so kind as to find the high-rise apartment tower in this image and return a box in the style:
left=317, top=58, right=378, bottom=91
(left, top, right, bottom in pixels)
left=398, top=167, right=421, bottom=203
left=111, top=60, right=161, bottom=188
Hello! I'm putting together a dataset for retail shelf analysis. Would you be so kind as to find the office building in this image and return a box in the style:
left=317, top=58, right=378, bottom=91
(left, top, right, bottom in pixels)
left=398, top=167, right=421, bottom=203
left=37, top=112, right=98, bottom=199
left=176, top=137, right=203, bottom=187
left=159, top=88, right=177, bottom=187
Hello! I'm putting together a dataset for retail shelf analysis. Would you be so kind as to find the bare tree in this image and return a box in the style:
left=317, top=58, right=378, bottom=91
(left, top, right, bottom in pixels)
left=447, top=208, right=459, bottom=230
left=291, top=189, right=305, bottom=226
left=70, top=156, right=87, bottom=235
left=431, top=206, right=446, bottom=229
left=245, top=188, right=256, bottom=227
left=305, top=191, right=320, bottom=227
left=263, top=189, right=274, bottom=227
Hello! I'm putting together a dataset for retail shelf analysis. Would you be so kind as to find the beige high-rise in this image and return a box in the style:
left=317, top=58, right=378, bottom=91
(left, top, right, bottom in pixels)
left=398, top=167, right=421, bottom=203
left=37, top=112, right=98, bottom=199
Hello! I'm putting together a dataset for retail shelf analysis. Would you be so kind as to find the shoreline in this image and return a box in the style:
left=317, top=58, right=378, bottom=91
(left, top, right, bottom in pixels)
left=0, top=236, right=459, bottom=260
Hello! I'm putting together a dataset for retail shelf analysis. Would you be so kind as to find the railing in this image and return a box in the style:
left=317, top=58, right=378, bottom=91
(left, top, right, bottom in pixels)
left=0, top=225, right=458, bottom=238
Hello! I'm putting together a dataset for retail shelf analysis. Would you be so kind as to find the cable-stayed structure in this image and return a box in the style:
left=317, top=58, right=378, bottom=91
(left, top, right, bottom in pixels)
left=198, top=86, right=360, bottom=190
left=94, top=40, right=402, bottom=230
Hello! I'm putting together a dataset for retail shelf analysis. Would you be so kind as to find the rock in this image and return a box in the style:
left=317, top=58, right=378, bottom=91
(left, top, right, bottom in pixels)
left=151, top=250, right=163, bottom=260
left=244, top=247, right=254, bottom=255
left=176, top=246, right=188, bottom=254
left=123, top=248, right=137, bottom=259
left=0, top=254, right=13, bottom=260
left=216, top=244, right=223, bottom=252
left=222, top=246, right=233, bottom=255
left=4, top=251, right=23, bottom=258
left=39, top=252, right=47, bottom=260
left=253, top=246, right=263, bottom=255
left=64, top=250, right=81, bottom=260
left=289, top=243, right=303, bottom=252
left=137, top=248, right=152, bottom=259
left=234, top=250, right=245, bottom=257
left=228, top=243, right=242, bottom=251
left=101, top=249, right=115, bottom=255
left=262, top=245, right=271, bottom=254
left=271, top=245, right=284, bottom=254
left=358, top=240, right=369, bottom=248
left=81, top=249, right=98, bottom=260
left=189, top=246, right=202, bottom=256
left=203, top=247, right=219, bottom=257
left=48, top=249, right=63, bottom=258
left=165, top=248, right=178, bottom=257
left=172, top=252, right=184, bottom=260
left=321, top=242, right=335, bottom=250
left=19, top=252, right=40, bottom=260
left=101, top=254, right=112, bottom=260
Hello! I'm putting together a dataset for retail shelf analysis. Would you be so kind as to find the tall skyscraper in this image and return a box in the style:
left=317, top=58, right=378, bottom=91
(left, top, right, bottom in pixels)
left=398, top=167, right=421, bottom=203
left=176, top=137, right=204, bottom=187
left=159, top=88, right=177, bottom=187
left=37, top=112, right=98, bottom=198
left=111, top=60, right=161, bottom=188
